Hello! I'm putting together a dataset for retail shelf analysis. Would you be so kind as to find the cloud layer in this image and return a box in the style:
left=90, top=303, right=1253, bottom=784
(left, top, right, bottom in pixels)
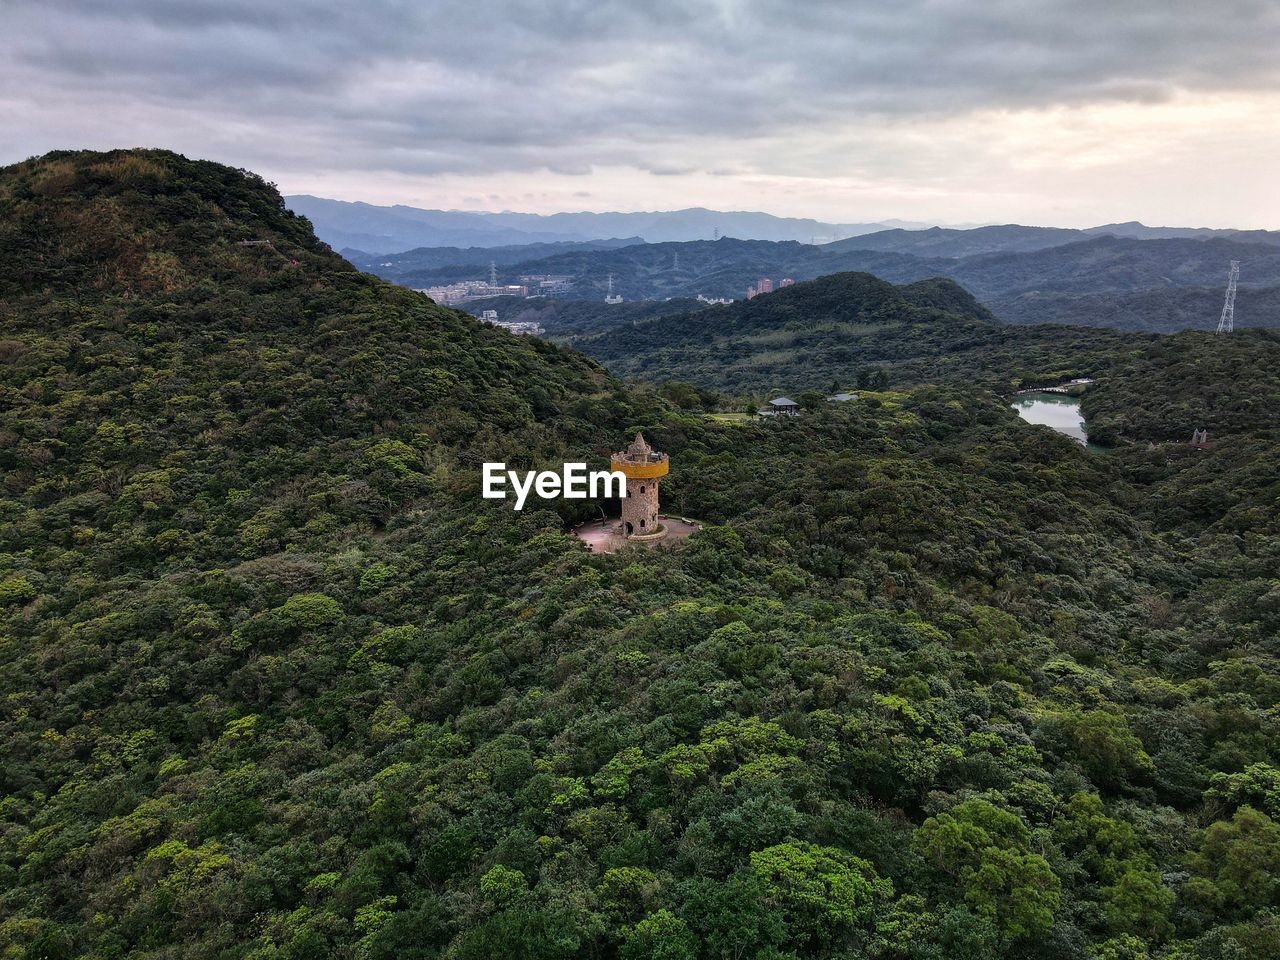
left=4, top=0, right=1279, bottom=224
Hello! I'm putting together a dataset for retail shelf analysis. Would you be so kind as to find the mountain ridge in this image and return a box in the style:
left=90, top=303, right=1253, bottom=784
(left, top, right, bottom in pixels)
left=285, top=194, right=924, bottom=252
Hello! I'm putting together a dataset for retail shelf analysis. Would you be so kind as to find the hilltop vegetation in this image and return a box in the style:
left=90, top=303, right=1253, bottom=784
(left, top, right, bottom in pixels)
left=2, top=151, right=1280, bottom=960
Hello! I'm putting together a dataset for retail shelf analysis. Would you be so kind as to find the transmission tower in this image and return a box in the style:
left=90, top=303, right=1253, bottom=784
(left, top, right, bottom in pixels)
left=489, top=260, right=498, bottom=287
left=1216, top=260, right=1240, bottom=334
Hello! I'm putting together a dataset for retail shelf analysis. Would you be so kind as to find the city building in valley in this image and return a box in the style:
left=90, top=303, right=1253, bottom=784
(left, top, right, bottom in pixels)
left=520, top=275, right=575, bottom=295
left=495, top=321, right=543, bottom=335
left=417, top=281, right=530, bottom=304
left=778, top=278, right=795, bottom=288
left=477, top=308, right=542, bottom=335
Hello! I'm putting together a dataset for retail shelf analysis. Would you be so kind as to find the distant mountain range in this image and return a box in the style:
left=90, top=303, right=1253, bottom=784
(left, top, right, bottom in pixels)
left=285, top=195, right=930, bottom=253
left=821, top=224, right=1087, bottom=258
left=288, top=192, right=1280, bottom=260
left=823, top=222, right=1280, bottom=258
left=353, top=227, right=1280, bottom=333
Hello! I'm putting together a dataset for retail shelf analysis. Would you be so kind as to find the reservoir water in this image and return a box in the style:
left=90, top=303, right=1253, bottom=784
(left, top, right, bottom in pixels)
left=1011, top=392, right=1097, bottom=448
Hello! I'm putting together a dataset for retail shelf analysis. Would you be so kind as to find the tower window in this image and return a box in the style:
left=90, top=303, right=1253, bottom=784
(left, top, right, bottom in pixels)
left=639, top=485, right=645, bottom=494
left=640, top=519, right=646, bottom=528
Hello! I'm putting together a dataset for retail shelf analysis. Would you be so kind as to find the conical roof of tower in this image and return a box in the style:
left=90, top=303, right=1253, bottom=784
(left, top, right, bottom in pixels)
left=627, top=432, right=651, bottom=455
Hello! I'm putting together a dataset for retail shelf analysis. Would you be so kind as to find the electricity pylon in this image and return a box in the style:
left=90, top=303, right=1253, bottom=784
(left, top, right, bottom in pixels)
left=1217, top=260, right=1240, bottom=333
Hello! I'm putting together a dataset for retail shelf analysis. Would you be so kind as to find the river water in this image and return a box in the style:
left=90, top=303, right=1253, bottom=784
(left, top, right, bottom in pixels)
left=1011, top=392, right=1101, bottom=450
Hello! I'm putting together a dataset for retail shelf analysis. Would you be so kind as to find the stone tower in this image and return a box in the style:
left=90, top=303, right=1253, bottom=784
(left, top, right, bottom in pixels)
left=610, top=432, right=669, bottom=539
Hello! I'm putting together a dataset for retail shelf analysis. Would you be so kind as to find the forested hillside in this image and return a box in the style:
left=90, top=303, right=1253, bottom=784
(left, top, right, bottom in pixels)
left=2, top=150, right=1279, bottom=960
left=576, top=271, right=1143, bottom=394
left=462, top=295, right=708, bottom=339
left=992, top=284, right=1280, bottom=332
left=946, top=236, right=1280, bottom=307
left=1083, top=329, right=1280, bottom=442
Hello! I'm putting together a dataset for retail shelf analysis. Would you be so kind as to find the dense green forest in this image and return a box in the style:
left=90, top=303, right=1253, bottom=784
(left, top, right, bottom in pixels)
left=2, top=150, right=1279, bottom=960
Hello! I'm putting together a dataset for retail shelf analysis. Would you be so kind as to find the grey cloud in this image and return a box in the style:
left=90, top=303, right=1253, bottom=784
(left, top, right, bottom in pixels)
left=2, top=0, right=1279, bottom=183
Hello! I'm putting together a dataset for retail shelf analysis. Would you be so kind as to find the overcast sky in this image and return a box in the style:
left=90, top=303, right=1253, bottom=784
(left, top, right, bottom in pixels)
left=3, top=0, right=1279, bottom=227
